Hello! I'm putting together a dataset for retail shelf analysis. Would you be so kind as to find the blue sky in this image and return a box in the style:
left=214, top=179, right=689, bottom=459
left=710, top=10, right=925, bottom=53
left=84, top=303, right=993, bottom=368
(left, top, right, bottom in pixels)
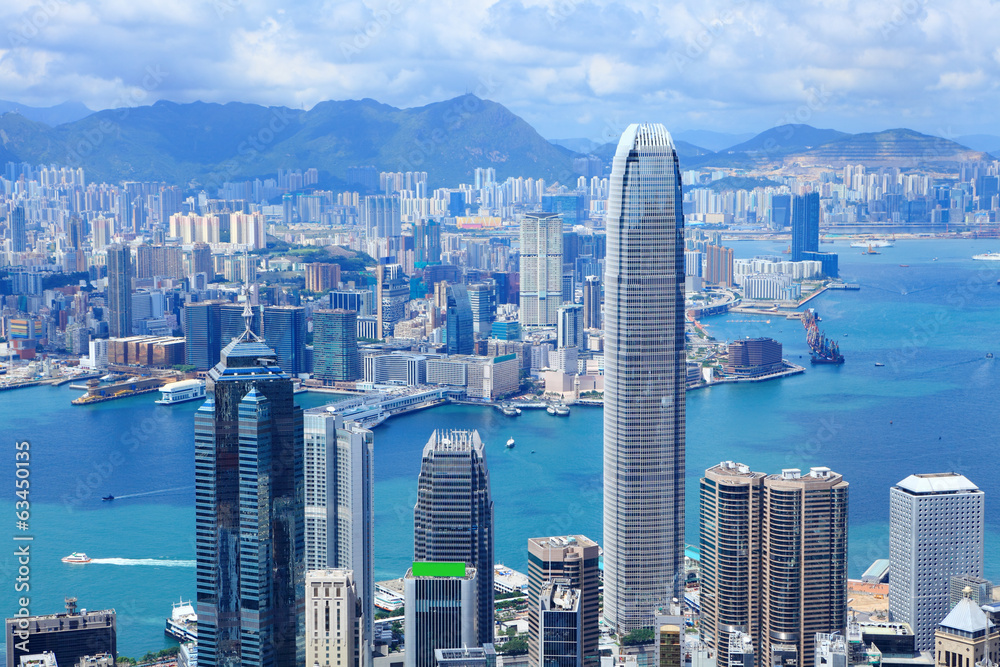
left=1, top=0, right=998, bottom=140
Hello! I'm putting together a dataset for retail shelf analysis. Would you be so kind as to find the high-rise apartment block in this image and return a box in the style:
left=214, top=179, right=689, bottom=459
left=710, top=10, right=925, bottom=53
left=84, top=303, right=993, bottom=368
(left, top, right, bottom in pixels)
left=527, top=536, right=600, bottom=667
left=413, top=431, right=494, bottom=646
left=194, top=314, right=304, bottom=666
left=520, top=213, right=563, bottom=327
left=306, top=569, right=363, bottom=667
left=404, top=563, right=479, bottom=667
left=556, top=304, right=584, bottom=350
left=705, top=245, right=734, bottom=287
left=303, top=412, right=374, bottom=662
left=106, top=243, right=133, bottom=338
left=603, top=123, right=686, bottom=632
left=890, top=473, right=985, bottom=651
left=699, top=463, right=849, bottom=667
left=306, top=263, right=342, bottom=293
left=10, top=205, right=26, bottom=252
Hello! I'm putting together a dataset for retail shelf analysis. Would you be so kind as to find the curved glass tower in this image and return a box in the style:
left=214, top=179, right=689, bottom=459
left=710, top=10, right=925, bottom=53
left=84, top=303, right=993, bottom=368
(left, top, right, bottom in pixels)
left=603, top=123, right=686, bottom=632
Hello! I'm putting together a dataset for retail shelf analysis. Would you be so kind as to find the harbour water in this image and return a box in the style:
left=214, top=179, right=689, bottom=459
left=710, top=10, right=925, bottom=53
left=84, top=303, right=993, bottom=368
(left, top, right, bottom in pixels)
left=2, top=239, right=999, bottom=657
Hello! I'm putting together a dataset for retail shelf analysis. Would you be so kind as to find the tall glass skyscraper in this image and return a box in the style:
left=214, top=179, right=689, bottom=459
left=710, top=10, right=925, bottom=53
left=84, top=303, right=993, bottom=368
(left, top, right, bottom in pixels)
left=790, top=193, right=819, bottom=261
left=445, top=285, right=474, bottom=355
left=106, top=243, right=133, bottom=338
left=413, top=430, right=494, bottom=646
left=603, top=123, right=686, bottom=633
left=194, top=309, right=304, bottom=667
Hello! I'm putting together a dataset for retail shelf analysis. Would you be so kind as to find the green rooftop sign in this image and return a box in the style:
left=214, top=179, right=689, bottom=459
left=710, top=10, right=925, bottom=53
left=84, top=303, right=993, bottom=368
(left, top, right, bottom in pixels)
left=412, top=561, right=466, bottom=577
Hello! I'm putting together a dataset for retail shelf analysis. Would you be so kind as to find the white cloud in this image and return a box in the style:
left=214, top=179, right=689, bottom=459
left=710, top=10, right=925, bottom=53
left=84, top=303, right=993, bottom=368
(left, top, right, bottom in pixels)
left=0, top=0, right=999, bottom=138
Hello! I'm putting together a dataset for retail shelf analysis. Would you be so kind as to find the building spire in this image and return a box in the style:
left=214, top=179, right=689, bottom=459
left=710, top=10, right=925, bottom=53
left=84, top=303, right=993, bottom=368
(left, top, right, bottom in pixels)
left=236, top=283, right=262, bottom=343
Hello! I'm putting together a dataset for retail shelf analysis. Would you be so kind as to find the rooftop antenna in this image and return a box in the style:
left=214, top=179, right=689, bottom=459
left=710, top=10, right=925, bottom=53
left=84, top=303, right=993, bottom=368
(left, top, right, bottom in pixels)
left=236, top=282, right=263, bottom=343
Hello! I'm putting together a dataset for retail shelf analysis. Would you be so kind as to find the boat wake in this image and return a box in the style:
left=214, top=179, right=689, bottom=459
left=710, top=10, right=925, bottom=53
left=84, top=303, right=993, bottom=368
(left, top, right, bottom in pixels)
left=88, top=558, right=195, bottom=567
left=110, top=486, right=193, bottom=500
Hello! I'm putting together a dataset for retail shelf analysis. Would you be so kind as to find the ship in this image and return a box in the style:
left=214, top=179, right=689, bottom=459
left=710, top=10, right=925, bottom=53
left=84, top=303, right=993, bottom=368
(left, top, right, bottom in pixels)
left=165, top=599, right=198, bottom=643
left=851, top=239, right=894, bottom=248
left=802, top=309, right=845, bottom=365
left=155, top=379, right=207, bottom=405
left=972, top=252, right=1000, bottom=261
left=62, top=552, right=91, bottom=563
left=102, top=494, right=114, bottom=501
left=506, top=437, right=515, bottom=449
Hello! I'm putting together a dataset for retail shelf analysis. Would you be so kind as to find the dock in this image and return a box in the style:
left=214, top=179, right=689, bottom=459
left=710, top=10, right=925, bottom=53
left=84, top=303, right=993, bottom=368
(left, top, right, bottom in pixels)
left=71, top=375, right=180, bottom=405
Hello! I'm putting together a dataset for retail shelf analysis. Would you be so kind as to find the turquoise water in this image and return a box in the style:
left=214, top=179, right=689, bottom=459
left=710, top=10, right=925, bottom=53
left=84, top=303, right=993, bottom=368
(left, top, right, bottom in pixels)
left=2, top=239, right=999, bottom=657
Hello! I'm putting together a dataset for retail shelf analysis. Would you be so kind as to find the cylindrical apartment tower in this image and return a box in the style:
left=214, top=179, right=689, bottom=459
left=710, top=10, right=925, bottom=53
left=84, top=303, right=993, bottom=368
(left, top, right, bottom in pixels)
left=603, top=123, right=686, bottom=632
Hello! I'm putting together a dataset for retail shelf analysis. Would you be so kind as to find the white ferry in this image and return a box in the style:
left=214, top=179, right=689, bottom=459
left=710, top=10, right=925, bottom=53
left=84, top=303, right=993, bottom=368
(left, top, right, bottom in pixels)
left=155, top=379, right=206, bottom=405
left=972, top=252, right=1000, bottom=261
left=62, top=552, right=91, bottom=563
left=850, top=239, right=894, bottom=248
left=165, top=599, right=198, bottom=642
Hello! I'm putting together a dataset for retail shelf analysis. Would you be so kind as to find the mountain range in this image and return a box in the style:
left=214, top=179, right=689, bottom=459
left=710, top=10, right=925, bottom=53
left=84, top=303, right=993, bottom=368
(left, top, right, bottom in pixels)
left=0, top=96, right=994, bottom=191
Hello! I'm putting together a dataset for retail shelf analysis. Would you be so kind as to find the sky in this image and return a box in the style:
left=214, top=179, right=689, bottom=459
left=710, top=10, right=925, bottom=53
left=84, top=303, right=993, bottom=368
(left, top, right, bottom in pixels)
left=1, top=0, right=999, bottom=142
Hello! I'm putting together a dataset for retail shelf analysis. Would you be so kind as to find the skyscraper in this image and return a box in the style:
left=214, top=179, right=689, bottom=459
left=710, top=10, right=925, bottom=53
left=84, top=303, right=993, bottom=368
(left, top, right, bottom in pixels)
left=305, top=570, right=362, bottom=667
left=10, top=205, right=26, bottom=252
left=263, top=305, right=308, bottom=376
left=413, top=430, right=494, bottom=646
left=194, top=308, right=304, bottom=666
left=520, top=213, right=563, bottom=327
left=704, top=245, right=734, bottom=287
left=699, top=462, right=766, bottom=667
left=404, top=563, right=479, bottom=667
left=603, top=123, right=686, bottom=632
left=760, top=467, right=848, bottom=667
left=185, top=301, right=223, bottom=370
left=314, top=309, right=361, bottom=382
left=538, top=581, right=583, bottom=667
left=467, top=283, right=495, bottom=335
left=106, top=244, right=134, bottom=338
left=556, top=304, right=584, bottom=350
left=303, top=411, right=374, bottom=661
left=581, top=276, right=601, bottom=330
left=446, top=285, right=474, bottom=355
left=889, top=473, right=985, bottom=651
left=790, top=193, right=819, bottom=262
left=527, top=536, right=600, bottom=667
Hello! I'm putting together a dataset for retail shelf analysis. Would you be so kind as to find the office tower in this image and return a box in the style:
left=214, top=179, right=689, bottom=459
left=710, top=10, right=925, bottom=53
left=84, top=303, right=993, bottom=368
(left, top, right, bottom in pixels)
left=263, top=305, right=307, bottom=376
left=10, top=205, right=27, bottom=252
left=305, top=569, right=363, bottom=667
left=194, top=311, right=304, bottom=666
left=184, top=301, right=222, bottom=370
left=467, top=283, right=495, bottom=335
left=760, top=467, right=848, bottom=667
left=446, top=285, right=474, bottom=355
left=303, top=412, right=374, bottom=662
left=705, top=245, right=734, bottom=287
left=603, top=123, right=686, bottom=632
left=949, top=576, right=993, bottom=609
left=5, top=599, right=116, bottom=667
left=190, top=242, right=212, bottom=277
left=221, top=302, right=261, bottom=347
left=527, top=536, right=600, bottom=667
left=538, top=581, right=583, bottom=667
left=561, top=273, right=575, bottom=304
left=769, top=195, right=791, bottom=231
left=933, top=593, right=998, bottom=667
left=314, top=310, right=361, bottom=382
left=790, top=193, right=820, bottom=261
left=377, top=263, right=409, bottom=338
left=106, top=243, right=133, bottom=337
left=699, top=462, right=766, bottom=667
left=404, top=563, right=479, bottom=667
left=556, top=304, right=584, bottom=350
left=520, top=213, right=563, bottom=327
left=656, top=606, right=686, bottom=667
left=889, top=473, right=985, bottom=651
left=413, top=430, right=494, bottom=646
left=582, top=276, right=601, bottom=330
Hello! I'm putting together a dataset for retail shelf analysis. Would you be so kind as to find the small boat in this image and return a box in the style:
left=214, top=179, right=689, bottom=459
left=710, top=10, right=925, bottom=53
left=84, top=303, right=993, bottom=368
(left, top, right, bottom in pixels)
left=531, top=450, right=536, bottom=454
left=506, top=437, right=515, bottom=449
left=62, top=552, right=91, bottom=563
left=554, top=404, right=570, bottom=416
left=988, top=353, right=995, bottom=359
left=102, top=494, right=115, bottom=501
left=874, top=362, right=885, bottom=367
left=932, top=257, right=938, bottom=261
left=899, top=264, right=909, bottom=268
left=546, top=405, right=557, bottom=415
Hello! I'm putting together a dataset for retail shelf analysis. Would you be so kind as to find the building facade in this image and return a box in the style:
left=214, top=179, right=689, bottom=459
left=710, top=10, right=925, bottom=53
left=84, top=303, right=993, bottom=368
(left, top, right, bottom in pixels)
left=446, top=284, right=474, bottom=355
left=5, top=599, right=116, bottom=667
left=890, top=473, right=985, bottom=651
left=263, top=305, right=308, bottom=376
left=193, top=318, right=304, bottom=667
left=106, top=243, right=133, bottom=338
left=305, top=569, right=362, bottom=667
left=603, top=123, right=687, bottom=632
left=184, top=301, right=222, bottom=370
left=791, top=193, right=819, bottom=262
left=413, top=430, right=494, bottom=646
left=520, top=213, right=563, bottom=327
left=314, top=309, right=361, bottom=383
left=581, top=276, right=601, bottom=330
left=403, top=565, right=479, bottom=667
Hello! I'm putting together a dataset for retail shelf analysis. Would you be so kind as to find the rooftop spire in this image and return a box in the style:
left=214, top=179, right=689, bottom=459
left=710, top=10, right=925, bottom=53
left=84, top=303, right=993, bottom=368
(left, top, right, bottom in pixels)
left=236, top=283, right=263, bottom=343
